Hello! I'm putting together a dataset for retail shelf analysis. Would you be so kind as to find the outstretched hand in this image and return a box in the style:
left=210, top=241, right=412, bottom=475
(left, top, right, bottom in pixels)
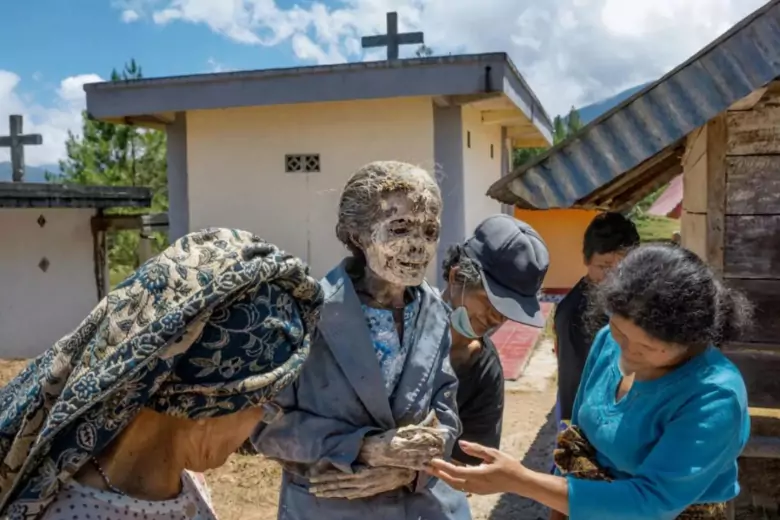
left=425, top=440, right=526, bottom=496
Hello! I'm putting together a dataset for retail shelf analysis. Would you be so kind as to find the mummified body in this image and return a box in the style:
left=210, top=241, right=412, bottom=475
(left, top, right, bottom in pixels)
left=252, top=161, right=471, bottom=519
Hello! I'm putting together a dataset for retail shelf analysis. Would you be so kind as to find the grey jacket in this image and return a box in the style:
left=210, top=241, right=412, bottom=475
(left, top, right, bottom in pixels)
left=252, top=261, right=471, bottom=519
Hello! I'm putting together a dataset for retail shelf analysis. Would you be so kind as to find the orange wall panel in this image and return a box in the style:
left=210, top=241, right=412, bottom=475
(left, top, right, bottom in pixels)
left=514, top=208, right=602, bottom=291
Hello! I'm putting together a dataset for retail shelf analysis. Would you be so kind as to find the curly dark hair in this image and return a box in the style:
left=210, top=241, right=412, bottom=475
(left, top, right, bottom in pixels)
left=591, top=244, right=753, bottom=348
left=441, top=244, right=482, bottom=289
left=583, top=212, right=640, bottom=261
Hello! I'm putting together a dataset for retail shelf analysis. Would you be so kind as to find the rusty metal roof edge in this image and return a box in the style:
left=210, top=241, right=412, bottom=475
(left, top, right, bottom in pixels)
left=487, top=0, right=780, bottom=209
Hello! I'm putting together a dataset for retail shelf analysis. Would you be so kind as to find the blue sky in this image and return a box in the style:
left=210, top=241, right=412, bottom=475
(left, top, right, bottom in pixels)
left=0, top=0, right=765, bottom=167
left=0, top=0, right=303, bottom=107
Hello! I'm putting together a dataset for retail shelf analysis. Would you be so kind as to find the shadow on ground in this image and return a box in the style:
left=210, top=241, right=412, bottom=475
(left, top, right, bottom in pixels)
left=489, top=405, right=557, bottom=520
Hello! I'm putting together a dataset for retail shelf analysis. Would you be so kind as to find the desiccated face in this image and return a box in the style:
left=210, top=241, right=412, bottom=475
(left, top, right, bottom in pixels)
left=361, top=190, right=440, bottom=287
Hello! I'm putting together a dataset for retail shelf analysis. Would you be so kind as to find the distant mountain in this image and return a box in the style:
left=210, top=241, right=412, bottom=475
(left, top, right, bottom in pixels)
left=0, top=162, right=60, bottom=183
left=576, top=82, right=654, bottom=124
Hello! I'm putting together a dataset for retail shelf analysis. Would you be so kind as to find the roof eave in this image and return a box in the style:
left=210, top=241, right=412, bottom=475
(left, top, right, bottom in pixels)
left=0, top=183, right=153, bottom=209
left=84, top=53, right=507, bottom=121
left=84, top=53, right=554, bottom=147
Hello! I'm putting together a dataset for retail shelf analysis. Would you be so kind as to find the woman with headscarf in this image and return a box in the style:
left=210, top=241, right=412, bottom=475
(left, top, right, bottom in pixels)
left=0, top=228, right=323, bottom=520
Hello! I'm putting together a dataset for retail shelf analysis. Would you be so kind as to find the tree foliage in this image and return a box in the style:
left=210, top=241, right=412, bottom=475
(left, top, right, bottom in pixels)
left=55, top=60, right=168, bottom=284
left=415, top=44, right=434, bottom=57
left=512, top=106, right=583, bottom=168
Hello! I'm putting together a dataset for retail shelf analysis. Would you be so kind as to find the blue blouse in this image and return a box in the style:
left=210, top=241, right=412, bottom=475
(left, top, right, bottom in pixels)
left=361, top=294, right=420, bottom=395
left=568, top=327, right=750, bottom=520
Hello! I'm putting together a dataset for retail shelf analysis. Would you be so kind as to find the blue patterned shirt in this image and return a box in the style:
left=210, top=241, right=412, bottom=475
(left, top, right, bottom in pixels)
left=361, top=294, right=420, bottom=395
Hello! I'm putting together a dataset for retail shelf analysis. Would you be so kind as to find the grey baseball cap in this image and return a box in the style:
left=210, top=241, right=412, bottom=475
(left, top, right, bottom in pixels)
left=463, top=215, right=550, bottom=327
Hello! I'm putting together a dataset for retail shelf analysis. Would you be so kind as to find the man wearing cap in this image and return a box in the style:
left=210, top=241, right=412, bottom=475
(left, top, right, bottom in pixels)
left=440, top=214, right=549, bottom=465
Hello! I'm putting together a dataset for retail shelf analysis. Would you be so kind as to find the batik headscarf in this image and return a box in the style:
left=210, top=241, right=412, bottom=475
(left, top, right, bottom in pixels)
left=0, top=228, right=324, bottom=520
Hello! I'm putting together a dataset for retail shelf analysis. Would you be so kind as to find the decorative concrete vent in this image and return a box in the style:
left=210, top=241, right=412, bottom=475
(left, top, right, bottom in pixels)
left=285, top=154, right=320, bottom=173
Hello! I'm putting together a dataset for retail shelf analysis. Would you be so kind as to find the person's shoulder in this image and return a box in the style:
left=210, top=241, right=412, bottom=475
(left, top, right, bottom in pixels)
left=695, top=348, right=749, bottom=407
left=555, top=279, right=588, bottom=316
left=588, top=325, right=614, bottom=356
left=478, top=336, right=506, bottom=381
left=565, top=278, right=588, bottom=300
left=420, top=280, right=450, bottom=312
left=661, top=348, right=750, bottom=435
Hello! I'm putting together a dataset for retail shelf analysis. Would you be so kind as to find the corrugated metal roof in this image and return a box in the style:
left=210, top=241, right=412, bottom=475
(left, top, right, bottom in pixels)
left=488, top=0, right=780, bottom=209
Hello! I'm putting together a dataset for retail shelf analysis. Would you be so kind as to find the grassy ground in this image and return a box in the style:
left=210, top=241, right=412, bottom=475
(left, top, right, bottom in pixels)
left=633, top=215, right=680, bottom=242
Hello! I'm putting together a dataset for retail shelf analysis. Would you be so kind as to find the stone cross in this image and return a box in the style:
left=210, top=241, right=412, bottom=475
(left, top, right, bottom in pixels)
left=0, top=115, right=42, bottom=182
left=361, top=12, right=424, bottom=60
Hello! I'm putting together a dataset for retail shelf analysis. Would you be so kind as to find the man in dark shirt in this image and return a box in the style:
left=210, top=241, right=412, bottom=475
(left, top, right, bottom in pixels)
left=440, top=215, right=550, bottom=465
left=554, top=212, right=640, bottom=425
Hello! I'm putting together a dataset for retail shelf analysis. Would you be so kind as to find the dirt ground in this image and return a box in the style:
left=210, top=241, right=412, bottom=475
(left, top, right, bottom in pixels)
left=0, top=343, right=559, bottom=520
left=470, top=341, right=558, bottom=520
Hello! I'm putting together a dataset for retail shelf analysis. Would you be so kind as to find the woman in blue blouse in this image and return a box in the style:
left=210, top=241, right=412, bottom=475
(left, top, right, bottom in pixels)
left=427, top=244, right=753, bottom=520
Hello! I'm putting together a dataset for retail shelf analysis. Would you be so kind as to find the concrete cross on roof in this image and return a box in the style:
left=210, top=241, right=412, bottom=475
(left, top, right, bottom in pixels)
left=361, top=12, right=424, bottom=61
left=0, top=115, right=42, bottom=182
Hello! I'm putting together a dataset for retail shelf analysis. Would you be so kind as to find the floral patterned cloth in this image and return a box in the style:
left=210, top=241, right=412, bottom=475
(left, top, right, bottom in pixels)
left=0, top=228, right=324, bottom=520
left=361, top=293, right=420, bottom=394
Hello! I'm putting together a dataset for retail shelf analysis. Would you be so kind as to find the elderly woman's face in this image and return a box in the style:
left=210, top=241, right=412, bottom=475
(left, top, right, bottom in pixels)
left=609, top=314, right=689, bottom=375
left=448, top=271, right=507, bottom=337
left=179, top=406, right=264, bottom=472
left=361, top=190, right=440, bottom=286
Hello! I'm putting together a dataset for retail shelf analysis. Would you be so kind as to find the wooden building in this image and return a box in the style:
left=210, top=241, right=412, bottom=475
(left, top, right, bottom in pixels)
left=489, top=1, right=780, bottom=515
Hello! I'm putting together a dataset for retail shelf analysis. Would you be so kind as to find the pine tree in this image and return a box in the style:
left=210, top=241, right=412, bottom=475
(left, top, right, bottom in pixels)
left=57, top=60, right=168, bottom=284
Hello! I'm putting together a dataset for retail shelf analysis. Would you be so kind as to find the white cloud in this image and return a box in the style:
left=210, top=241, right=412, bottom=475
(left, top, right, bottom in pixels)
left=205, top=57, right=234, bottom=73
left=115, top=0, right=768, bottom=115
left=57, top=74, right=103, bottom=104
left=121, top=9, right=140, bottom=22
left=0, top=72, right=103, bottom=167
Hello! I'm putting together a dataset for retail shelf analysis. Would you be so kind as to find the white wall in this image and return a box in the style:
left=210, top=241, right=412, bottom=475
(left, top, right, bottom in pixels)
left=0, top=208, right=98, bottom=358
left=462, top=105, right=504, bottom=235
left=185, top=97, right=437, bottom=280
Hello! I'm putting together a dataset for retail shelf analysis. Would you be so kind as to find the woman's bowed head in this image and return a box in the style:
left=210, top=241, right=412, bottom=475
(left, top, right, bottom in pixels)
left=427, top=244, right=753, bottom=520
left=0, top=229, right=324, bottom=520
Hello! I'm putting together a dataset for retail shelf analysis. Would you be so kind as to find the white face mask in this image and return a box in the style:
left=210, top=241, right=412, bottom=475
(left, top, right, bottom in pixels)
left=362, top=192, right=440, bottom=286
left=450, top=285, right=480, bottom=339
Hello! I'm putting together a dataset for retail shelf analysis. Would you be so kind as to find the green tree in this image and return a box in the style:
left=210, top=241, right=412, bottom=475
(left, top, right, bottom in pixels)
left=56, top=60, right=168, bottom=284
left=513, top=106, right=583, bottom=168
left=415, top=44, right=434, bottom=57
